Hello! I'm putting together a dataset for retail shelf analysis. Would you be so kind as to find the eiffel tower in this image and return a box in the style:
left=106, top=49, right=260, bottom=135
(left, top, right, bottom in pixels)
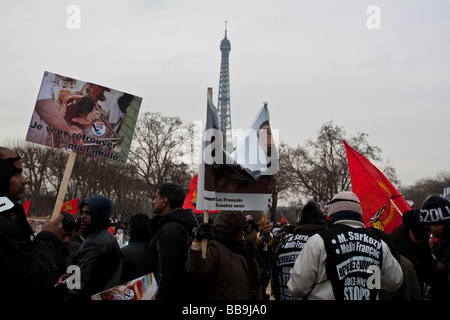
left=217, top=21, right=232, bottom=151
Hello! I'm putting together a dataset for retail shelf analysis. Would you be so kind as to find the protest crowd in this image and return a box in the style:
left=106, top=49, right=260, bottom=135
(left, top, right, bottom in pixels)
left=1, top=145, right=449, bottom=301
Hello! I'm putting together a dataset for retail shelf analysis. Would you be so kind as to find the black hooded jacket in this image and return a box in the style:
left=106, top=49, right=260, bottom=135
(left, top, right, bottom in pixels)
left=69, top=196, right=121, bottom=300
left=0, top=196, right=63, bottom=300
left=431, top=223, right=450, bottom=300
left=143, top=207, right=198, bottom=300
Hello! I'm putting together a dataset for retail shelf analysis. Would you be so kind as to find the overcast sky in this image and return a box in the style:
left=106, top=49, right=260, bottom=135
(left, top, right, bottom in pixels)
left=0, top=0, right=449, bottom=187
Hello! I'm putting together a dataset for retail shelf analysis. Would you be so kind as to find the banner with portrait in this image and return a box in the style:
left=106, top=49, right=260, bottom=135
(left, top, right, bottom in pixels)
left=26, top=71, right=142, bottom=163
left=197, top=96, right=278, bottom=211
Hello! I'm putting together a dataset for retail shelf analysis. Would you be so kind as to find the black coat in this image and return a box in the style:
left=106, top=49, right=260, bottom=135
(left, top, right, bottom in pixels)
left=0, top=196, right=63, bottom=300
left=69, top=229, right=122, bottom=300
left=272, top=224, right=325, bottom=300
left=120, top=241, right=147, bottom=283
left=430, top=224, right=450, bottom=300
left=143, top=208, right=198, bottom=300
left=390, top=224, right=433, bottom=293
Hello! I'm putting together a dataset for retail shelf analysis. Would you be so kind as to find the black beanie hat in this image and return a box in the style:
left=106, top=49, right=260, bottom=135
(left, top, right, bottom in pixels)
left=299, top=201, right=326, bottom=226
left=420, top=196, right=450, bottom=225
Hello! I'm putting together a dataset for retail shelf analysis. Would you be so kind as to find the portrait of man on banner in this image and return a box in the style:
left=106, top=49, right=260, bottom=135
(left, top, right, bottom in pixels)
left=198, top=96, right=278, bottom=211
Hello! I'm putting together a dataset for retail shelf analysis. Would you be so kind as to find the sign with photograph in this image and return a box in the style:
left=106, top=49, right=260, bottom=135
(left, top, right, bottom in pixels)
left=26, top=71, right=142, bottom=163
left=27, top=217, right=48, bottom=235
left=197, top=96, right=278, bottom=211
left=91, top=273, right=157, bottom=300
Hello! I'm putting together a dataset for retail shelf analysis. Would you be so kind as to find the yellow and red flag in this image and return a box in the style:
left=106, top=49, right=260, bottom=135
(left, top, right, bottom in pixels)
left=61, top=198, right=78, bottom=215
left=344, top=140, right=410, bottom=234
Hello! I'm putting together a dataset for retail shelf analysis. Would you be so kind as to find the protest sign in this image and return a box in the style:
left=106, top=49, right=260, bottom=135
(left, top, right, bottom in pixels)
left=197, top=95, right=278, bottom=212
left=26, top=71, right=142, bottom=218
left=26, top=71, right=142, bottom=163
left=91, top=273, right=157, bottom=300
left=27, top=217, right=48, bottom=235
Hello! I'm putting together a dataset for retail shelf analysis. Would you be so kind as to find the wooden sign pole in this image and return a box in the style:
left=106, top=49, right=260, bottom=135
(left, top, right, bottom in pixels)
left=201, top=210, right=209, bottom=259
left=201, top=87, right=214, bottom=259
left=51, top=152, right=77, bottom=219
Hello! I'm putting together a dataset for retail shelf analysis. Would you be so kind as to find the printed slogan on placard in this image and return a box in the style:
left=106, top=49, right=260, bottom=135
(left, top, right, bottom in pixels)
left=26, top=71, right=142, bottom=163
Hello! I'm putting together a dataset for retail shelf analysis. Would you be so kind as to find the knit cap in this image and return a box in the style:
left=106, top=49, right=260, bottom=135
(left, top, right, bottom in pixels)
left=328, top=191, right=363, bottom=224
left=328, top=191, right=362, bottom=216
left=420, top=196, right=450, bottom=225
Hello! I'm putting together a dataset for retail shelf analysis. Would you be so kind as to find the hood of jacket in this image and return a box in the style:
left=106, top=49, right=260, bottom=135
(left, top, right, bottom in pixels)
left=298, top=201, right=326, bottom=228
left=212, top=210, right=247, bottom=239
left=80, top=195, right=112, bottom=232
left=0, top=196, right=34, bottom=243
left=0, top=154, right=21, bottom=195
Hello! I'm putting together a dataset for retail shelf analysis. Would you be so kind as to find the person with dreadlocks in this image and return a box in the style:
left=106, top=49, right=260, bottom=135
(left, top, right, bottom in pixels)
left=0, top=147, right=64, bottom=300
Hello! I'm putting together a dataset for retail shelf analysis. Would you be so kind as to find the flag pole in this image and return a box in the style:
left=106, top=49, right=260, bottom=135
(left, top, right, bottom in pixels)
left=51, top=152, right=76, bottom=219
left=201, top=87, right=214, bottom=259
left=389, top=198, right=404, bottom=216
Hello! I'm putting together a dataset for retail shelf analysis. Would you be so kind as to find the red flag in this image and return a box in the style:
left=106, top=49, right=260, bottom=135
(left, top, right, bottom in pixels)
left=61, top=198, right=78, bottom=215
left=344, top=140, right=410, bottom=234
left=279, top=211, right=287, bottom=224
left=183, top=174, right=218, bottom=214
left=23, top=199, right=31, bottom=216
left=22, top=199, right=31, bottom=217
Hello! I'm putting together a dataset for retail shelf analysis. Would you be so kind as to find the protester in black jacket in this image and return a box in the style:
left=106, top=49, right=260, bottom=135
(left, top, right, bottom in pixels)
left=143, top=183, right=198, bottom=300
left=120, top=213, right=151, bottom=283
left=68, top=195, right=122, bottom=300
left=272, top=201, right=327, bottom=300
left=420, top=196, right=450, bottom=300
left=0, top=147, right=64, bottom=300
left=390, top=210, right=433, bottom=297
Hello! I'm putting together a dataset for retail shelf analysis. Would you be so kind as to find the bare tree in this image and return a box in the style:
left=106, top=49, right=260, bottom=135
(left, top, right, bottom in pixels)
left=280, top=121, right=396, bottom=202
left=128, top=111, right=196, bottom=196
left=15, top=143, right=56, bottom=214
left=5, top=118, right=405, bottom=219
left=7, top=111, right=197, bottom=217
left=12, top=142, right=151, bottom=216
left=70, top=155, right=152, bottom=216
left=401, top=171, right=450, bottom=209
